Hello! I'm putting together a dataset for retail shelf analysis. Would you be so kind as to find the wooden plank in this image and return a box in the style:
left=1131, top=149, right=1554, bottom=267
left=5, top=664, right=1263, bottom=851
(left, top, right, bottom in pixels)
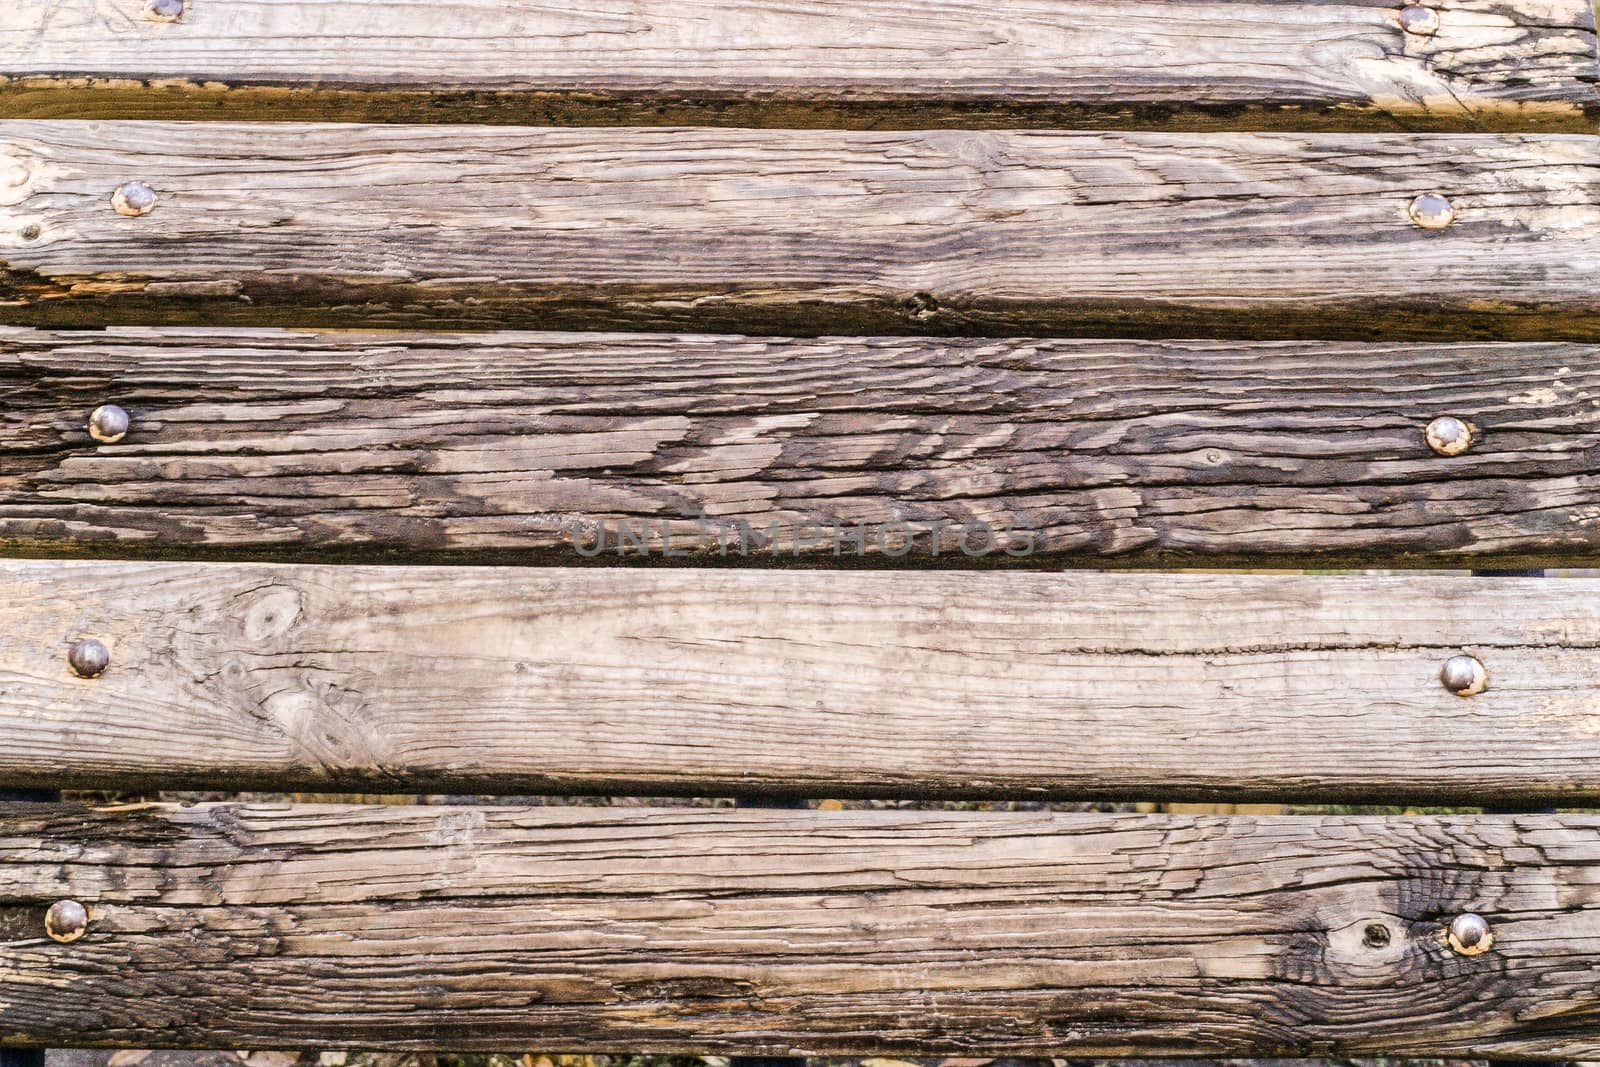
left=3, top=124, right=1600, bottom=338
left=2, top=0, right=1596, bottom=132
left=2, top=803, right=1599, bottom=1055
left=6, top=327, right=1600, bottom=566
left=2, top=560, right=1599, bottom=802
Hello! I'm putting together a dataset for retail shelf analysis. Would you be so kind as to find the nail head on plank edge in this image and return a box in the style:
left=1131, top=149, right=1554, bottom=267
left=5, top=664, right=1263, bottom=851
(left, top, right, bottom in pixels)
left=1408, top=192, right=1455, bottom=229
left=111, top=182, right=158, bottom=217
left=67, top=638, right=110, bottom=679
left=44, top=899, right=88, bottom=944
left=1448, top=912, right=1493, bottom=955
left=1399, top=4, right=1440, bottom=36
left=1425, top=415, right=1473, bottom=456
left=1439, top=654, right=1487, bottom=697
left=87, top=404, right=130, bottom=444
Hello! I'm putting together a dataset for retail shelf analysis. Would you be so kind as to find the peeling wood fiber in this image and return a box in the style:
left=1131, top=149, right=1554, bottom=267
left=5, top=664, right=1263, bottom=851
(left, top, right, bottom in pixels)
left=5, top=328, right=1600, bottom=565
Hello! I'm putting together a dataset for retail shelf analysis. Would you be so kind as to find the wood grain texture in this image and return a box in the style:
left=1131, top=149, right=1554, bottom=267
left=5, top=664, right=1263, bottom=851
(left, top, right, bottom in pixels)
left=3, top=561, right=1600, bottom=802
left=2, top=0, right=1597, bottom=131
left=6, top=328, right=1600, bottom=566
left=3, top=123, right=1600, bottom=338
left=3, top=803, right=1600, bottom=1055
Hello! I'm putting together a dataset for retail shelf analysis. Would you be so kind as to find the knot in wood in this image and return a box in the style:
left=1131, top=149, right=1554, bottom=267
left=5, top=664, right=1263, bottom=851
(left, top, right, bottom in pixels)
left=905, top=292, right=940, bottom=322
left=44, top=899, right=88, bottom=943
left=146, top=0, right=185, bottom=21
left=88, top=404, right=130, bottom=444
left=1324, top=914, right=1409, bottom=971
left=67, top=638, right=110, bottom=679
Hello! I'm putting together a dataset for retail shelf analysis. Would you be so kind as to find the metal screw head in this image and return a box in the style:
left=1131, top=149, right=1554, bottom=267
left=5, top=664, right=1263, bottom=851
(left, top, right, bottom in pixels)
left=110, top=182, right=157, bottom=218
left=1409, top=192, right=1455, bottom=230
left=1448, top=912, right=1493, bottom=956
left=145, top=0, right=185, bottom=20
left=1425, top=415, right=1473, bottom=456
left=1440, top=654, right=1487, bottom=696
left=67, top=638, right=110, bottom=680
left=1399, top=4, right=1440, bottom=35
left=44, top=899, right=88, bottom=944
left=87, top=404, right=130, bottom=444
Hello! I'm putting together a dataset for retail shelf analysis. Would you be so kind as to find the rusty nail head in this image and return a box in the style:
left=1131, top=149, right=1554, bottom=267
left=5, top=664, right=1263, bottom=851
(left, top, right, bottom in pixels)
left=45, top=900, right=89, bottom=944
left=1448, top=912, right=1492, bottom=955
left=67, top=638, right=110, bottom=679
left=1440, top=654, right=1487, bottom=696
left=1425, top=415, right=1473, bottom=456
left=88, top=404, right=130, bottom=444
left=1399, top=5, right=1440, bottom=35
left=1409, top=192, right=1455, bottom=230
left=111, top=182, right=158, bottom=218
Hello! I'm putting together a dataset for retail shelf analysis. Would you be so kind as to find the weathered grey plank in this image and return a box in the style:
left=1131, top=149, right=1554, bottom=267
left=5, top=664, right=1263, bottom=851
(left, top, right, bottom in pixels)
left=3, top=124, right=1599, bottom=338
left=2, top=0, right=1596, bottom=131
left=5, top=328, right=1600, bottom=566
left=1, top=803, right=1598, bottom=1055
left=1, top=561, right=1598, bottom=802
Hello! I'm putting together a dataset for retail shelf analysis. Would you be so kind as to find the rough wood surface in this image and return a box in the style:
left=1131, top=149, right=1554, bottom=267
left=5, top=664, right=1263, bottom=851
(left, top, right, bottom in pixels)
left=2, top=803, right=1599, bottom=1055
left=2, top=561, right=1599, bottom=802
left=3, top=124, right=1600, bottom=338
left=6, top=328, right=1600, bottom=566
left=3, top=0, right=1597, bottom=131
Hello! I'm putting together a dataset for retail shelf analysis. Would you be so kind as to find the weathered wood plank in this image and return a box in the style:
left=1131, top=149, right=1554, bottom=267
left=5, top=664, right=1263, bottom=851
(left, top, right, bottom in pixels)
left=1, top=804, right=1598, bottom=1055
left=3, top=124, right=1599, bottom=338
left=2, top=561, right=1598, bottom=802
left=5, top=328, right=1600, bottom=566
left=2, top=0, right=1596, bottom=131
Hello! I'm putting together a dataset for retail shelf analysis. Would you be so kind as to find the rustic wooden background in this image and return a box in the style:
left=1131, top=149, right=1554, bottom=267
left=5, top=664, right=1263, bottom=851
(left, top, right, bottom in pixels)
left=7, top=0, right=1600, bottom=1061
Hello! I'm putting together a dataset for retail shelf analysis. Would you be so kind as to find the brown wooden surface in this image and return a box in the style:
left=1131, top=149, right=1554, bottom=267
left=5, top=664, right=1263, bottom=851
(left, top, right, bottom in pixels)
left=1, top=803, right=1598, bottom=1056
left=1, top=560, right=1597, bottom=802
left=3, top=124, right=1600, bottom=338
left=5, top=328, right=1600, bottom=566
left=2, top=0, right=1596, bottom=131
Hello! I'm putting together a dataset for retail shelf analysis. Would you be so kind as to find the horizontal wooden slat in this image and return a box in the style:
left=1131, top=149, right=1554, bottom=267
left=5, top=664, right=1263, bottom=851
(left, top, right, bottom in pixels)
left=2, top=0, right=1596, bottom=132
left=2, top=804, right=1598, bottom=1055
left=5, top=328, right=1600, bottom=566
left=2, top=561, right=1598, bottom=801
left=3, top=124, right=1599, bottom=338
